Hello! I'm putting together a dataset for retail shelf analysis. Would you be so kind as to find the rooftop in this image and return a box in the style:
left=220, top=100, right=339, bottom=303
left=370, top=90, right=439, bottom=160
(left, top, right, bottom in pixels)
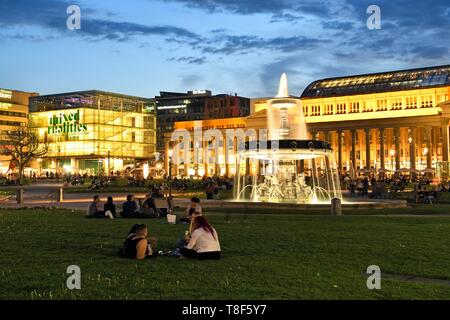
left=301, top=65, right=450, bottom=99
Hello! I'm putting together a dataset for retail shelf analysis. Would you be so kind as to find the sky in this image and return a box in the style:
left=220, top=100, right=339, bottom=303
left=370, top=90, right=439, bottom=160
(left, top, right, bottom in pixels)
left=1, top=0, right=449, bottom=98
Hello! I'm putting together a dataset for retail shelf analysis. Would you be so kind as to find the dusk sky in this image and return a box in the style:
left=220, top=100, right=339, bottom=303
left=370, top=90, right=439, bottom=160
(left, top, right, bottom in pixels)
left=1, top=0, right=449, bottom=98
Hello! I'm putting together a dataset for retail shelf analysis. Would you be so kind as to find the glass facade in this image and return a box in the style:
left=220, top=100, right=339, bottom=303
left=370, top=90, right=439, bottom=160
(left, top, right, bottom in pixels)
left=302, top=65, right=450, bottom=98
left=29, top=91, right=156, bottom=174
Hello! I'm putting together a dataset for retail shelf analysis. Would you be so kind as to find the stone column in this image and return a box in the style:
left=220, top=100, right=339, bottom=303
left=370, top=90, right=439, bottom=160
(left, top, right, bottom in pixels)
left=425, top=126, right=432, bottom=169
left=203, top=140, right=209, bottom=177
left=351, top=129, right=357, bottom=172
left=379, top=128, right=385, bottom=171
left=365, top=128, right=371, bottom=170
left=410, top=127, right=416, bottom=171
left=224, top=136, right=230, bottom=177
left=442, top=124, right=449, bottom=162
left=337, top=130, right=343, bottom=174
left=394, top=127, right=401, bottom=170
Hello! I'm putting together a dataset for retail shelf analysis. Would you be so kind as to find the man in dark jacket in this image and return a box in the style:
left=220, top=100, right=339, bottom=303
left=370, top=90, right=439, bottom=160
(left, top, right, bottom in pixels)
left=121, top=194, right=140, bottom=218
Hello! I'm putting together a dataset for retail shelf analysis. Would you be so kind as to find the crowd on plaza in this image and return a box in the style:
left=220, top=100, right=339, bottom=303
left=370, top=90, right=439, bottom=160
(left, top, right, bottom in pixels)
left=86, top=194, right=221, bottom=261
left=341, top=173, right=450, bottom=204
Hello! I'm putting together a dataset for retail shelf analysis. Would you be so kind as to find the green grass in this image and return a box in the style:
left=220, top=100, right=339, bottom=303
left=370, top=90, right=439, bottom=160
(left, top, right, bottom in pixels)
left=1, top=208, right=450, bottom=300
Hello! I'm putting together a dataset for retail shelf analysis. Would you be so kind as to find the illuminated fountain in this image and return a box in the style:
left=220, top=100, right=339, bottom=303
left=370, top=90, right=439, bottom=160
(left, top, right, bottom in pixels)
left=234, top=73, right=342, bottom=204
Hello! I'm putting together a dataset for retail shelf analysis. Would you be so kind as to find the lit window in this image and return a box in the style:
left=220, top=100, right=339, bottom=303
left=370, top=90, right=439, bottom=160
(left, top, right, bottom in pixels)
left=311, top=105, right=321, bottom=116
left=391, top=98, right=402, bottom=110
left=376, top=99, right=388, bottom=111
left=421, top=95, right=433, bottom=108
left=337, top=103, right=346, bottom=114
left=349, top=102, right=360, bottom=113
left=303, top=105, right=309, bottom=116
left=405, top=96, right=418, bottom=109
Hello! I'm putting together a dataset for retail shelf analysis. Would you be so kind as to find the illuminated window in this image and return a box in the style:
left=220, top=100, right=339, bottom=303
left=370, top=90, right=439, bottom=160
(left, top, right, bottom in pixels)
left=303, top=105, right=309, bottom=116
left=421, top=95, right=433, bottom=108
left=323, top=104, right=333, bottom=115
left=391, top=98, right=403, bottom=110
left=405, top=96, right=418, bottom=109
left=337, top=103, right=346, bottom=114
left=362, top=101, right=373, bottom=112
left=349, top=102, right=360, bottom=113
left=437, top=94, right=448, bottom=103
left=311, top=105, right=321, bottom=116
left=376, top=99, right=388, bottom=111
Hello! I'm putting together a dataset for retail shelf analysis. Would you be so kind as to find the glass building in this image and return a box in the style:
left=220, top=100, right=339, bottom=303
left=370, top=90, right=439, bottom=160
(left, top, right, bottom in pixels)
left=0, top=88, right=38, bottom=173
left=29, top=90, right=156, bottom=175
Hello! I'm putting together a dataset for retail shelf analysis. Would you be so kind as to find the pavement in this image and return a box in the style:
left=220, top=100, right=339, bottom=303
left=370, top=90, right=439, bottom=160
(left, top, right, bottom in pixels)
left=0, top=183, right=412, bottom=213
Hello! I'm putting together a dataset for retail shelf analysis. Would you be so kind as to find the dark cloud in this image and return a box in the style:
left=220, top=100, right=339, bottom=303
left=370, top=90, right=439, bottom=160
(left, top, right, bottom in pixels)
left=321, top=21, right=354, bottom=31
left=269, top=13, right=302, bottom=23
left=201, top=35, right=328, bottom=55
left=161, top=0, right=333, bottom=19
left=167, top=56, right=206, bottom=65
left=0, top=0, right=202, bottom=43
left=410, top=46, right=449, bottom=60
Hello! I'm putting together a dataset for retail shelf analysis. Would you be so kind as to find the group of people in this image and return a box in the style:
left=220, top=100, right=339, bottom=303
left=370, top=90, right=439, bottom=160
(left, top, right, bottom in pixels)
left=86, top=193, right=162, bottom=219
left=118, top=196, right=221, bottom=260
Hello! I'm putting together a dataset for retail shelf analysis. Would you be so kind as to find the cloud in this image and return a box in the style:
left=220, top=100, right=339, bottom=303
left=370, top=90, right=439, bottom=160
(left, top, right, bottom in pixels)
left=0, top=0, right=202, bottom=43
left=201, top=35, right=328, bottom=55
left=167, top=56, right=206, bottom=64
left=160, top=0, right=333, bottom=19
left=410, top=46, right=449, bottom=60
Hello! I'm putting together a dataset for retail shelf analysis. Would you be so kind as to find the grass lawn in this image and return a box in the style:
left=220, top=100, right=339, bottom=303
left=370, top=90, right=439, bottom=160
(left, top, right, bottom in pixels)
left=1, top=208, right=450, bottom=300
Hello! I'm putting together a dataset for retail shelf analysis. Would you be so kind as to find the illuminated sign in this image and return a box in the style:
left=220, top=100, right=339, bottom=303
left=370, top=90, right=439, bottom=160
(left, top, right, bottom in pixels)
left=158, top=104, right=187, bottom=110
left=0, top=89, right=12, bottom=100
left=0, top=102, right=12, bottom=109
left=192, top=90, right=206, bottom=95
left=48, top=109, right=88, bottom=134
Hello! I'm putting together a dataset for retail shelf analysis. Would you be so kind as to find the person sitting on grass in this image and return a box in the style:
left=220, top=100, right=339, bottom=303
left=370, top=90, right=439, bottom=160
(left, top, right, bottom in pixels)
left=86, top=195, right=113, bottom=219
left=142, top=193, right=160, bottom=218
left=120, top=224, right=157, bottom=260
left=180, top=216, right=221, bottom=260
left=103, top=196, right=117, bottom=218
left=179, top=197, right=202, bottom=223
left=121, top=194, right=140, bottom=218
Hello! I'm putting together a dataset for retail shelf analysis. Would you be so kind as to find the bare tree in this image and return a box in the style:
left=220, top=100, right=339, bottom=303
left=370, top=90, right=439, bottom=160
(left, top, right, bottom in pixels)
left=0, top=126, right=49, bottom=185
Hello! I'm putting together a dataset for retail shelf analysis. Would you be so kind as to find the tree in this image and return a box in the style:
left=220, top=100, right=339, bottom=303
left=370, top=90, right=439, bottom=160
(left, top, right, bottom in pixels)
left=0, top=126, right=49, bottom=185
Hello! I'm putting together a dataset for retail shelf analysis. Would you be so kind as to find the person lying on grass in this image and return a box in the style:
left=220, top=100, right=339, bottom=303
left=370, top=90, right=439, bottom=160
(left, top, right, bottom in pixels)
left=180, top=216, right=221, bottom=260
left=120, top=224, right=158, bottom=260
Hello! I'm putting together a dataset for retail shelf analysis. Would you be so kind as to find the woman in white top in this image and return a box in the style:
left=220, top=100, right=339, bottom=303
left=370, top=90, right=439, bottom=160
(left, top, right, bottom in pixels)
left=180, top=216, right=221, bottom=260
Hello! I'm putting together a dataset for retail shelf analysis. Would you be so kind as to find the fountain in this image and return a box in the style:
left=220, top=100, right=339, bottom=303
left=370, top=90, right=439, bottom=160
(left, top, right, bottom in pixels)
left=234, top=73, right=342, bottom=204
